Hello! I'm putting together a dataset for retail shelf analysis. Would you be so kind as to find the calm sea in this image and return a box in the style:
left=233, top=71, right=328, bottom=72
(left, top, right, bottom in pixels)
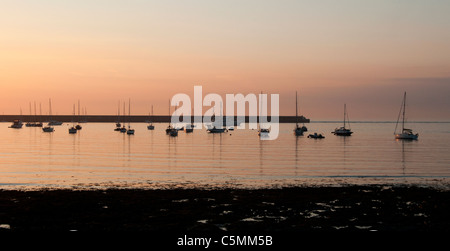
left=1, top=121, right=449, bottom=190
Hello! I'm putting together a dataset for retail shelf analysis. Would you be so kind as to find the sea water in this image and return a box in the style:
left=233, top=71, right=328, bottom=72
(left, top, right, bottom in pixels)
left=0, top=122, right=449, bottom=189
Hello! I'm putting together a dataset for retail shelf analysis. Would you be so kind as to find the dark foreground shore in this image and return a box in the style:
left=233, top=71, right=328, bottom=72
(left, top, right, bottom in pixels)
left=1, top=185, right=449, bottom=246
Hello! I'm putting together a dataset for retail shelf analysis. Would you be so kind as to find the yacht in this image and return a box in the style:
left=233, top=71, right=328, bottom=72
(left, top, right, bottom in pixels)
left=42, top=126, right=54, bottom=132
left=394, top=92, right=418, bottom=140
left=126, top=99, right=135, bottom=135
left=332, top=104, right=353, bottom=136
left=258, top=128, right=270, bottom=136
left=147, top=105, right=155, bottom=130
left=9, top=120, right=23, bottom=129
left=207, top=126, right=227, bottom=133
left=308, top=133, right=325, bottom=139
left=69, top=126, right=77, bottom=134
left=294, top=91, right=307, bottom=135
left=69, top=104, right=78, bottom=134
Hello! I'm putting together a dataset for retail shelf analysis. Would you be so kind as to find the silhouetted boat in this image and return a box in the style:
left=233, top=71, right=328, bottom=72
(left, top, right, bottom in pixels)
left=185, top=123, right=194, bottom=133
left=395, top=92, right=418, bottom=140
left=147, top=105, right=155, bottom=130
left=258, top=128, right=270, bottom=136
left=294, top=91, right=306, bottom=136
left=207, top=126, right=227, bottom=133
left=126, top=99, right=135, bottom=135
left=9, top=119, right=23, bottom=129
left=332, top=104, right=353, bottom=136
left=47, top=99, right=63, bottom=126
left=69, top=104, right=77, bottom=134
left=308, top=133, right=325, bottom=139
left=42, top=126, right=54, bottom=132
left=169, top=129, right=178, bottom=137
left=119, top=102, right=127, bottom=133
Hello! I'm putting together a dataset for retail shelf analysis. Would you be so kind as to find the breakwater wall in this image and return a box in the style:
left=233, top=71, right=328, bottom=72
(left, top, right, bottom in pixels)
left=0, top=115, right=310, bottom=123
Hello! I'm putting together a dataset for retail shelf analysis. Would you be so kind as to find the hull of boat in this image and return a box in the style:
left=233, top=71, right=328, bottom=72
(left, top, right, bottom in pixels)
left=42, top=127, right=54, bottom=132
left=294, top=129, right=304, bottom=136
left=207, top=128, right=226, bottom=133
left=48, top=121, right=63, bottom=126
left=395, top=133, right=418, bottom=140
left=308, top=134, right=325, bottom=139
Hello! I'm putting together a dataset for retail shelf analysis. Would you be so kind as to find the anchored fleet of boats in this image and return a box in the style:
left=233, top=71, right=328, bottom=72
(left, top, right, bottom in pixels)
left=5, top=92, right=420, bottom=140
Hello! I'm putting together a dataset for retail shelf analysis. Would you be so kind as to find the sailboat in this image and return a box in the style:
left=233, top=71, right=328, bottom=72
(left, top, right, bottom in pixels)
left=147, top=105, right=155, bottom=130
left=332, top=104, right=353, bottom=136
left=114, top=101, right=122, bottom=131
left=395, top=92, right=418, bottom=140
left=42, top=99, right=55, bottom=132
left=75, top=100, right=82, bottom=130
left=9, top=119, right=23, bottom=129
left=166, top=99, right=177, bottom=134
left=126, top=99, right=135, bottom=135
left=120, top=102, right=127, bottom=133
left=294, top=91, right=306, bottom=136
left=258, top=92, right=270, bottom=136
left=207, top=102, right=227, bottom=133
left=68, top=104, right=77, bottom=134
left=47, top=99, right=63, bottom=126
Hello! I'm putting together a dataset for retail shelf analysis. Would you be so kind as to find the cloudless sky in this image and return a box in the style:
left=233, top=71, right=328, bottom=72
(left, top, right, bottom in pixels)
left=1, top=0, right=449, bottom=121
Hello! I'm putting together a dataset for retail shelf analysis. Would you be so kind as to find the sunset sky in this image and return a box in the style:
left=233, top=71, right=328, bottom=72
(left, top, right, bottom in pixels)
left=1, top=0, right=449, bottom=121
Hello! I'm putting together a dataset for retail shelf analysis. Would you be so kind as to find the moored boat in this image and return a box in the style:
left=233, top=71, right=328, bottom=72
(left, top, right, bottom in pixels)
left=394, top=92, right=418, bottom=140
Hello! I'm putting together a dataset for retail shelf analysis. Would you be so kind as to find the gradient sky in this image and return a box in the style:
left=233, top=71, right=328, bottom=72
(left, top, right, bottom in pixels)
left=1, top=0, right=449, bottom=121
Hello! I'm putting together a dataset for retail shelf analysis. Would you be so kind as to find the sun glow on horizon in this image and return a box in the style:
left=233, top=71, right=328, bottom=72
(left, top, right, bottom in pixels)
left=1, top=1, right=449, bottom=121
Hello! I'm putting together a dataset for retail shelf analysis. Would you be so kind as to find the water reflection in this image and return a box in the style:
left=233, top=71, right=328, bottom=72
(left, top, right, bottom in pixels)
left=0, top=122, right=449, bottom=189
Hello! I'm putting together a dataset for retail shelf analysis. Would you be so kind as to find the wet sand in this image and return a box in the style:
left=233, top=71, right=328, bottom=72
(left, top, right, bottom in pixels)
left=0, top=185, right=448, bottom=246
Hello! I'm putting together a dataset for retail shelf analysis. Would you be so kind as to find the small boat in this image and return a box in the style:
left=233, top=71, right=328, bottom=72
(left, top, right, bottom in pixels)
left=26, top=122, right=43, bottom=127
left=308, top=133, right=325, bottom=139
left=166, top=125, right=175, bottom=134
left=47, top=99, right=63, bottom=126
left=69, top=104, right=78, bottom=134
left=228, top=126, right=234, bottom=131
left=68, top=126, right=77, bottom=134
left=258, top=128, right=270, bottom=136
left=48, top=121, right=63, bottom=126
left=207, top=126, right=227, bottom=133
left=9, top=120, right=23, bottom=129
left=185, top=124, right=194, bottom=133
left=169, top=129, right=178, bottom=137
left=332, top=104, right=353, bottom=136
left=42, top=126, right=54, bottom=132
left=126, top=99, right=135, bottom=135
left=294, top=126, right=304, bottom=136
left=147, top=105, right=155, bottom=130
left=394, top=92, right=418, bottom=140
left=114, top=101, right=122, bottom=131
left=75, top=124, right=82, bottom=130
left=294, top=91, right=307, bottom=135
left=120, top=127, right=127, bottom=133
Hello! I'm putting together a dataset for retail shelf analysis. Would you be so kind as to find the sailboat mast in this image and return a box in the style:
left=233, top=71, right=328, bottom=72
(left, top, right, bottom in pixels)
left=402, top=92, right=406, bottom=130
left=296, top=91, right=299, bottom=127
left=343, top=103, right=346, bottom=128
left=128, top=98, right=131, bottom=128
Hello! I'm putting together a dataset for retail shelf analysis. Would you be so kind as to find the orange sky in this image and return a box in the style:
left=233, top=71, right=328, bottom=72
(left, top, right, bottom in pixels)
left=1, top=1, right=449, bottom=121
